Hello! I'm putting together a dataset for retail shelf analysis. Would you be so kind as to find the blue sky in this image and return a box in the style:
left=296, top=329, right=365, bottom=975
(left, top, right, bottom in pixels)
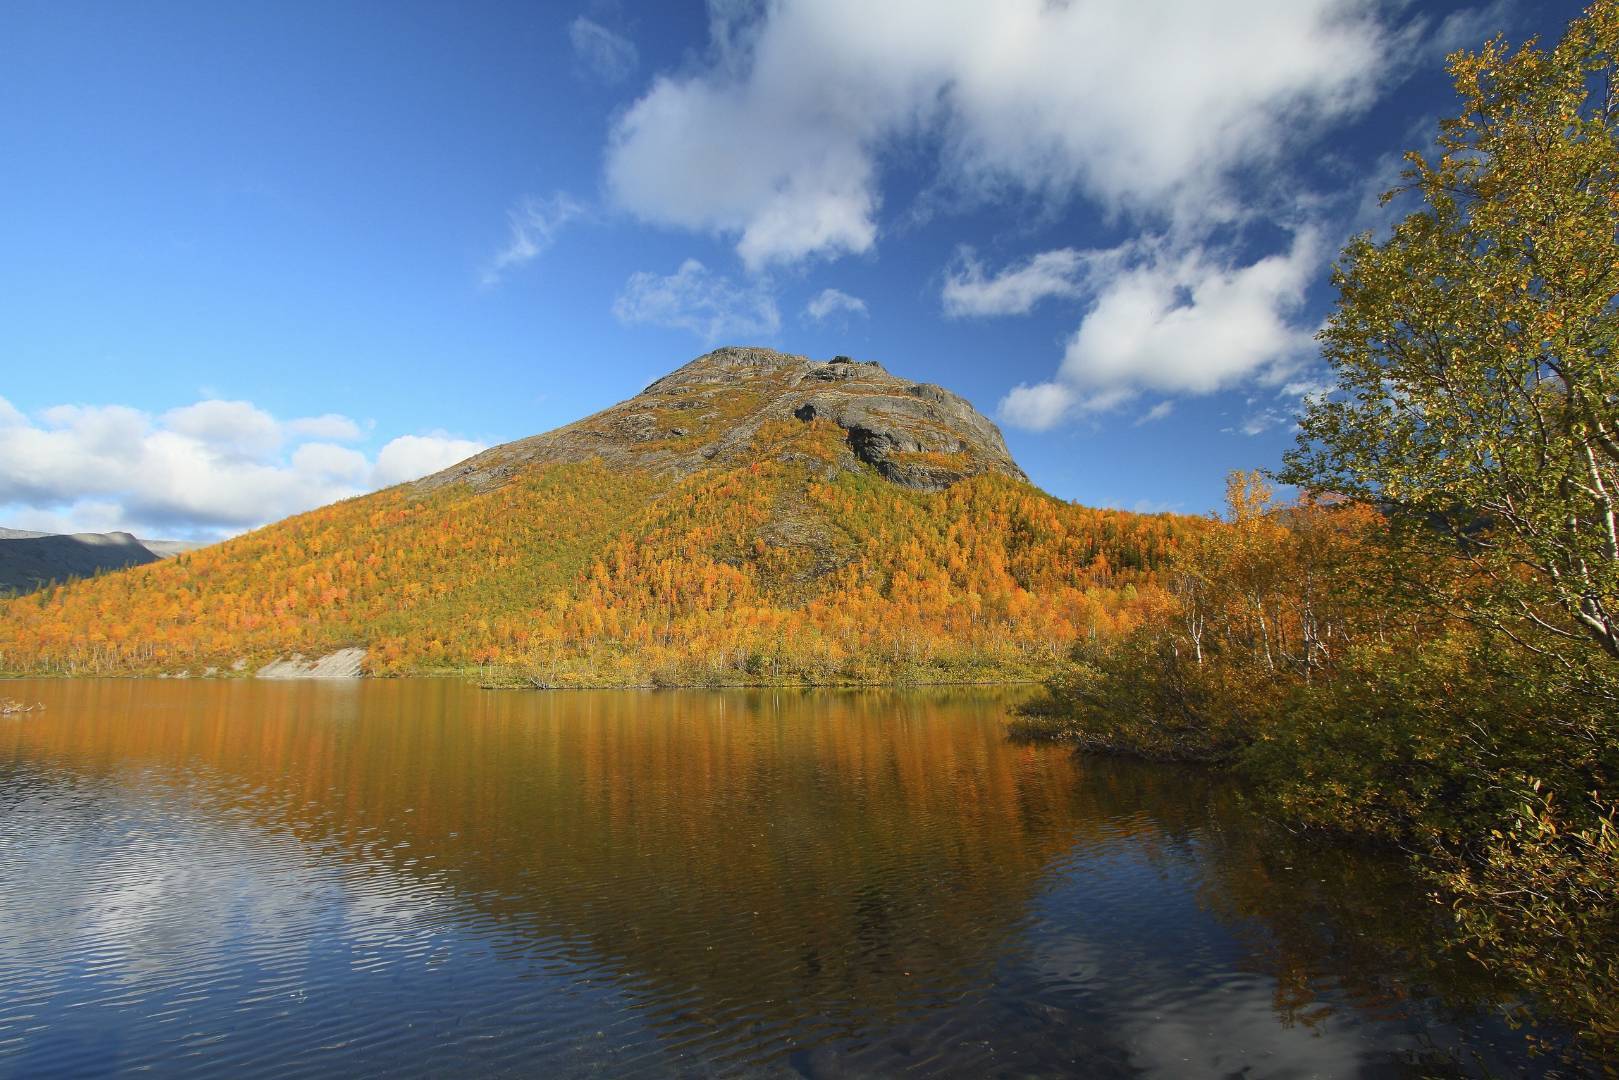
left=0, top=0, right=1588, bottom=538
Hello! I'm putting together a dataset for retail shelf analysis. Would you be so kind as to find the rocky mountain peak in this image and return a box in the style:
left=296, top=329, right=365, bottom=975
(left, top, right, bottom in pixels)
left=420, top=347, right=1026, bottom=492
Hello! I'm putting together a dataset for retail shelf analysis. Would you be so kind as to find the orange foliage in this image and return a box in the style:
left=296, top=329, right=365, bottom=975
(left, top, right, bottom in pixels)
left=0, top=421, right=1194, bottom=684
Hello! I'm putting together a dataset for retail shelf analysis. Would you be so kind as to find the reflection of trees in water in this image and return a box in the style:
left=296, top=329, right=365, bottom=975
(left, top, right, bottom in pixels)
left=0, top=680, right=1539, bottom=1067
left=1086, top=761, right=1576, bottom=1074
left=5, top=683, right=1096, bottom=1044
left=1195, top=823, right=1510, bottom=1029
left=1058, top=758, right=1524, bottom=1034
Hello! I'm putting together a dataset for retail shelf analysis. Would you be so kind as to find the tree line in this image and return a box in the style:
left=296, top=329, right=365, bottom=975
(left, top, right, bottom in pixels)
left=1018, top=3, right=1619, bottom=1059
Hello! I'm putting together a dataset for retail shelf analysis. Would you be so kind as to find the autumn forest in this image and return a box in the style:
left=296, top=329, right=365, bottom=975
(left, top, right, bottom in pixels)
left=0, top=418, right=1186, bottom=687
left=4, top=0, right=1619, bottom=1068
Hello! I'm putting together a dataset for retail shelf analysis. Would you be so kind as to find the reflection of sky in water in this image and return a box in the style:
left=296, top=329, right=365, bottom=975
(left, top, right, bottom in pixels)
left=1012, top=846, right=1535, bottom=1078
left=0, top=681, right=1565, bottom=1077
left=0, top=766, right=679, bottom=1078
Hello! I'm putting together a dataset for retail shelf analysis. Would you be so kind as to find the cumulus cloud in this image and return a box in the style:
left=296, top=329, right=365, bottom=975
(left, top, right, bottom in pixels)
left=285, top=413, right=364, bottom=441
left=482, top=193, right=588, bottom=285
left=999, top=381, right=1081, bottom=433
left=291, top=441, right=370, bottom=482
left=804, top=287, right=867, bottom=321
left=370, top=433, right=486, bottom=488
left=996, top=230, right=1322, bottom=429
left=161, top=400, right=283, bottom=459
left=612, top=258, right=780, bottom=341
left=0, top=396, right=484, bottom=540
left=605, top=0, right=1394, bottom=268
left=570, top=16, right=638, bottom=84
left=943, top=247, right=1090, bottom=317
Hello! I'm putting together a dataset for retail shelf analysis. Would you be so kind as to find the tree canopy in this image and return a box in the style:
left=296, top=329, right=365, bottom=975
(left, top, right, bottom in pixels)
left=1281, top=1, right=1619, bottom=672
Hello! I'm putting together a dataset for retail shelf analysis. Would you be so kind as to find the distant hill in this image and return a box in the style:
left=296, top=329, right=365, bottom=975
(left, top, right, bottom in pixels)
left=0, top=528, right=203, bottom=595
left=0, top=348, right=1193, bottom=682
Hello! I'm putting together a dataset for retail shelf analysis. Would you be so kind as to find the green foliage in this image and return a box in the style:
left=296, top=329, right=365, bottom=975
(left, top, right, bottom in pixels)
left=1257, top=8, right=1619, bottom=1050
left=1441, top=787, right=1619, bottom=1056
left=1011, top=633, right=1258, bottom=760
left=1015, top=471, right=1383, bottom=761
left=1244, top=638, right=1616, bottom=846
left=1280, top=1, right=1619, bottom=675
left=1022, top=472, right=1619, bottom=1053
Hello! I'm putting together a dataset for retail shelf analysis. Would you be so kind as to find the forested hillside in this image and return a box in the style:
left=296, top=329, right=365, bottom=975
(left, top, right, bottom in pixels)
left=0, top=350, right=1189, bottom=684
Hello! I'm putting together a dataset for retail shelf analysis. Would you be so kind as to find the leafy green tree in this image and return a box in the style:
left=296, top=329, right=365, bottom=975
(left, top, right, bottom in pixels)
left=1282, top=2, right=1619, bottom=674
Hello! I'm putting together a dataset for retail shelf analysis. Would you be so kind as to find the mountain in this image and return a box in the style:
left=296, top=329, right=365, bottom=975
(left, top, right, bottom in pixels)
left=0, top=348, right=1190, bottom=683
left=425, top=346, right=1026, bottom=492
left=0, top=528, right=203, bottom=595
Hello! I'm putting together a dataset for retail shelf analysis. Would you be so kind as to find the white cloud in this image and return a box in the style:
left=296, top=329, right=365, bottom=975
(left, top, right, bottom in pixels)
left=482, top=193, right=587, bottom=285
left=1427, top=1, right=1512, bottom=60
left=161, top=400, right=283, bottom=459
left=570, top=17, right=639, bottom=84
left=943, top=247, right=1090, bottom=317
left=998, top=382, right=1078, bottom=433
left=370, top=434, right=484, bottom=489
left=605, top=0, right=1394, bottom=268
left=0, top=395, right=485, bottom=540
left=1215, top=373, right=1335, bottom=436
left=1228, top=408, right=1290, bottom=437
left=804, top=287, right=867, bottom=321
left=285, top=413, right=364, bottom=441
left=607, top=74, right=879, bottom=269
left=1135, top=401, right=1175, bottom=426
left=4, top=502, right=126, bottom=537
left=291, top=441, right=370, bottom=482
left=1279, top=377, right=1334, bottom=405
left=613, top=258, right=781, bottom=341
left=997, top=230, right=1322, bottom=429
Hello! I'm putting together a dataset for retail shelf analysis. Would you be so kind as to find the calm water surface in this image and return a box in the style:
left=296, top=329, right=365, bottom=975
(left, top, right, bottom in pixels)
left=0, top=680, right=1566, bottom=1077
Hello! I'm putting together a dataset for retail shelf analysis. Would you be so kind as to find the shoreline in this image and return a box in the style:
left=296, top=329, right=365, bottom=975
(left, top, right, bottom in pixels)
left=0, top=670, right=1047, bottom=691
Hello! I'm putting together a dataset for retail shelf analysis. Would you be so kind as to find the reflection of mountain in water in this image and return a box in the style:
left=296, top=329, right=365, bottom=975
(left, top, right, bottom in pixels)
left=0, top=681, right=1559, bottom=1075
left=6, top=686, right=1101, bottom=1031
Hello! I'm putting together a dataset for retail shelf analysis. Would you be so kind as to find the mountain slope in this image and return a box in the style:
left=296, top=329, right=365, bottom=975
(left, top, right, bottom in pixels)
left=0, top=348, right=1193, bottom=683
left=424, top=346, right=1027, bottom=492
left=0, top=529, right=203, bottom=595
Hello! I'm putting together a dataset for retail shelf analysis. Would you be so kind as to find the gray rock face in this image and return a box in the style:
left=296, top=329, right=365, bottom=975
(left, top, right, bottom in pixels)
left=256, top=648, right=367, bottom=679
left=416, top=347, right=1026, bottom=493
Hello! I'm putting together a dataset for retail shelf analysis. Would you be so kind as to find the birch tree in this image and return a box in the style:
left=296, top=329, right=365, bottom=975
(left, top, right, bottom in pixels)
left=1282, top=2, right=1619, bottom=672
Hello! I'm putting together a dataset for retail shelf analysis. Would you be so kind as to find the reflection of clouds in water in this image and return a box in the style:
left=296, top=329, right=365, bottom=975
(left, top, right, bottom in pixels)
left=0, top=769, right=1403, bottom=1079
left=1110, top=968, right=1379, bottom=1077
left=0, top=763, right=679, bottom=1077
left=1019, top=843, right=1514, bottom=1078
left=0, top=766, right=331, bottom=981
left=1103, top=963, right=1513, bottom=1078
left=81, top=854, right=182, bottom=944
left=0, top=682, right=1562, bottom=1076
left=336, top=861, right=460, bottom=978
left=1, top=764, right=458, bottom=985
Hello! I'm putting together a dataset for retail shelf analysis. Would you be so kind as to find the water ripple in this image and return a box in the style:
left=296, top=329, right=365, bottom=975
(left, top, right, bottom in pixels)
left=0, top=681, right=1575, bottom=1077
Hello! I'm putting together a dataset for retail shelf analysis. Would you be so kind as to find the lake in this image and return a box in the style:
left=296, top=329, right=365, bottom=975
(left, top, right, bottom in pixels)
left=0, top=680, right=1565, bottom=1077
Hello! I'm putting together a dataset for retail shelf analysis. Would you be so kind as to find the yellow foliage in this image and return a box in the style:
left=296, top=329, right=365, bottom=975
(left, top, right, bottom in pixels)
left=0, top=422, right=1192, bottom=684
